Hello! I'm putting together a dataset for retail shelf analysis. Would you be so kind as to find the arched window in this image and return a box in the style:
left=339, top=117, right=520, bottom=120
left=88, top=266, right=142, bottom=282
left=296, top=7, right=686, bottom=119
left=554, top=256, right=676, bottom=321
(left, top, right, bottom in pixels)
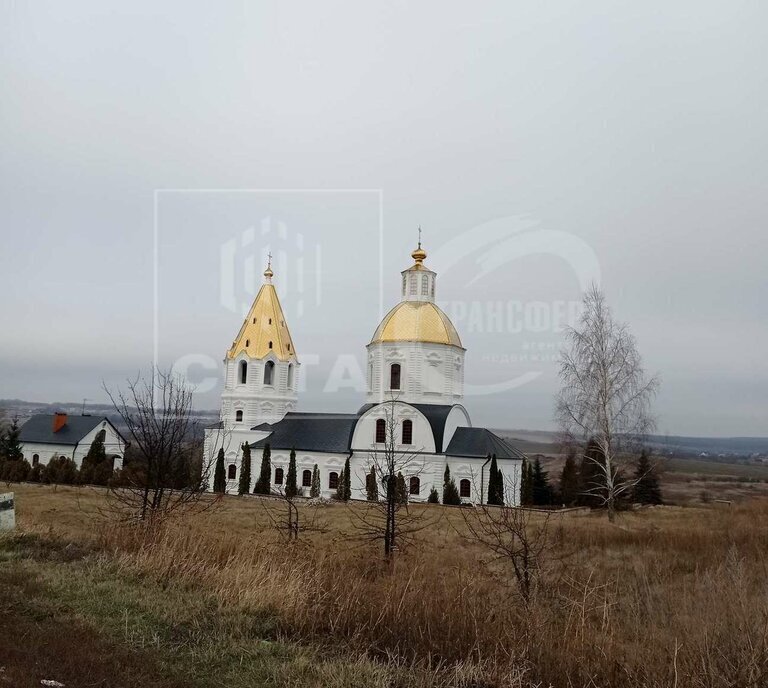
left=302, top=469, right=312, bottom=487
left=287, top=364, right=294, bottom=389
left=275, top=467, right=284, bottom=485
left=239, top=360, right=247, bottom=384
left=421, top=275, right=429, bottom=295
left=375, top=418, right=386, bottom=443
left=268, top=340, right=273, bottom=349
left=459, top=479, right=471, bottom=498
left=329, top=471, right=339, bottom=489
left=402, top=274, right=407, bottom=295
left=409, top=276, right=416, bottom=295
left=409, top=476, right=420, bottom=495
left=390, top=363, right=401, bottom=390
left=264, top=360, right=275, bottom=385
left=228, top=464, right=237, bottom=480
left=245, top=339, right=250, bottom=347
left=235, top=410, right=243, bottom=423
left=32, top=454, right=39, bottom=466
left=402, top=419, right=413, bottom=445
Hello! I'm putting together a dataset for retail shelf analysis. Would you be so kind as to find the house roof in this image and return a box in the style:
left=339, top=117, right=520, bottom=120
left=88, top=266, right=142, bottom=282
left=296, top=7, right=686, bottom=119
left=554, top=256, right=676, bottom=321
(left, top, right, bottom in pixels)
left=19, top=415, right=113, bottom=446
left=445, top=427, right=526, bottom=460
left=251, top=412, right=359, bottom=454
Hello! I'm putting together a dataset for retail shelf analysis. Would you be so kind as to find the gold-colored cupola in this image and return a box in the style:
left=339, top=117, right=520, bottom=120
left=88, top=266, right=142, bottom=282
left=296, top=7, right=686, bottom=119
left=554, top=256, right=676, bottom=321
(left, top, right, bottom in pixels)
left=226, top=262, right=298, bottom=362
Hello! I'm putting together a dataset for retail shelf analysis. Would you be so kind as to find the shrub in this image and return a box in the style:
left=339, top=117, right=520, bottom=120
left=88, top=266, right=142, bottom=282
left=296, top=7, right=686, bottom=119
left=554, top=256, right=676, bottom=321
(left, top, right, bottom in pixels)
left=42, top=456, right=79, bottom=485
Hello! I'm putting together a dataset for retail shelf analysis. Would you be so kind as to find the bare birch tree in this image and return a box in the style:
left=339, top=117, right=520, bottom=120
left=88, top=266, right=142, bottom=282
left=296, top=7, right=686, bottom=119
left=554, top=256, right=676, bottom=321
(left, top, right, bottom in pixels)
left=351, top=397, right=434, bottom=558
left=104, top=368, right=217, bottom=523
left=556, top=284, right=659, bottom=521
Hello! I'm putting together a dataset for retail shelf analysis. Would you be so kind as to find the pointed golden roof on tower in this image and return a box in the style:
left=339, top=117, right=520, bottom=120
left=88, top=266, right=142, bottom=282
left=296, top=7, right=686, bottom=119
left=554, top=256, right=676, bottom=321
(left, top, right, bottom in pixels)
left=226, top=262, right=298, bottom=362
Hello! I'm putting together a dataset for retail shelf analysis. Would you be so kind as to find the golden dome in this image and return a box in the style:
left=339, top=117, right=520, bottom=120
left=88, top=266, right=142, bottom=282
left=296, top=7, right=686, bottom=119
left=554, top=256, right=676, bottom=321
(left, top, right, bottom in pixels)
left=411, top=245, right=427, bottom=264
left=370, top=301, right=463, bottom=348
left=227, top=281, right=297, bottom=362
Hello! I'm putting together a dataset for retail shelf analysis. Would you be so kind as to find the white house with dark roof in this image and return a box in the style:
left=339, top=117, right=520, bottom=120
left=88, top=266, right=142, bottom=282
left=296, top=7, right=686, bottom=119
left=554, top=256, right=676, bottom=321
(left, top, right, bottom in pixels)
left=19, top=412, right=127, bottom=470
left=204, top=243, right=525, bottom=503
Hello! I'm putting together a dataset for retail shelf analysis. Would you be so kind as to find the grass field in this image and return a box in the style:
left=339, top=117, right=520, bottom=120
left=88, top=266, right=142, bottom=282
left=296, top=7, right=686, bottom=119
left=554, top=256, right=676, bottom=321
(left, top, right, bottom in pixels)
left=3, top=483, right=768, bottom=687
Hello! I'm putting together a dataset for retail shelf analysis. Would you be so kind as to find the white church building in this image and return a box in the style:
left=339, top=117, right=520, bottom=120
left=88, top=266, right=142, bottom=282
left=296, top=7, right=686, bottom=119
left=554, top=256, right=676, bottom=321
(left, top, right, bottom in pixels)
left=204, top=241, right=525, bottom=504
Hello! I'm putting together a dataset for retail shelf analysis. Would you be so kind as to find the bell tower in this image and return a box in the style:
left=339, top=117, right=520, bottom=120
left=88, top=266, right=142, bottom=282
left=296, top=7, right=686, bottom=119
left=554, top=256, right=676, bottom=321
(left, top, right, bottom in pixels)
left=220, top=259, right=299, bottom=428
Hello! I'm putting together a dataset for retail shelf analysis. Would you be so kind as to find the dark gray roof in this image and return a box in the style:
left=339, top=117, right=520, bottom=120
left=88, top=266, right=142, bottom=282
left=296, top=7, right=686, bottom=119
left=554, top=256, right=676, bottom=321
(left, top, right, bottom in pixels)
left=358, top=402, right=455, bottom=452
left=445, top=427, right=526, bottom=460
left=20, top=414, right=110, bottom=446
left=251, top=412, right=358, bottom=454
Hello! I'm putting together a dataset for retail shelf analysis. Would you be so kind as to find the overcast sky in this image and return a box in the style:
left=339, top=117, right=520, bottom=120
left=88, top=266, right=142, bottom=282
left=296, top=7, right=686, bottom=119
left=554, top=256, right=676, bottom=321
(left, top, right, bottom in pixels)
left=1, top=1, right=766, bottom=436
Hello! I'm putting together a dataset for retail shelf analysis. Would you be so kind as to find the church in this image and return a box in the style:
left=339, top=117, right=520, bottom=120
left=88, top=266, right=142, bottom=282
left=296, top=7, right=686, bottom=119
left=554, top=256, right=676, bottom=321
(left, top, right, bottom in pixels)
left=204, top=241, right=525, bottom=504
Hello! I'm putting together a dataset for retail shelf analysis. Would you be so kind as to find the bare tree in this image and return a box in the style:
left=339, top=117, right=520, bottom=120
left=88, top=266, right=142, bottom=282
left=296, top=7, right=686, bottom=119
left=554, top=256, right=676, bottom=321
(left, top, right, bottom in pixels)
left=104, top=369, right=217, bottom=523
left=259, top=486, right=329, bottom=544
left=351, top=397, right=434, bottom=558
left=460, top=493, right=556, bottom=604
left=556, top=284, right=659, bottom=521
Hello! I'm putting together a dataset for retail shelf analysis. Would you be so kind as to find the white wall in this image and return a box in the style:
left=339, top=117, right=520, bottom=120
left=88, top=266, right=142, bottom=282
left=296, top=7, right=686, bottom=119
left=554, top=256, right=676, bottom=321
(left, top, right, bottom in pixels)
left=21, top=419, right=125, bottom=470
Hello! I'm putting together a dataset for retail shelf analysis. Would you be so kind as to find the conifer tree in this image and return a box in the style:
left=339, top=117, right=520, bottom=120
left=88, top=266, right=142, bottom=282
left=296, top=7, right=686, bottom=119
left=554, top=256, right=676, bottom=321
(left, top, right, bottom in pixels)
left=520, top=459, right=534, bottom=505
left=80, top=430, right=107, bottom=485
left=253, top=443, right=272, bottom=494
left=238, top=442, right=252, bottom=495
left=632, top=449, right=662, bottom=505
left=395, top=472, right=408, bottom=504
left=365, top=465, right=378, bottom=501
left=285, top=448, right=298, bottom=498
left=559, top=447, right=580, bottom=506
left=342, top=456, right=351, bottom=500
left=335, top=468, right=346, bottom=500
left=442, top=464, right=461, bottom=505
left=212, top=448, right=226, bottom=493
left=2, top=417, right=23, bottom=461
left=310, top=463, right=320, bottom=498
left=427, top=486, right=439, bottom=503
left=487, top=454, right=504, bottom=505
left=532, top=457, right=552, bottom=505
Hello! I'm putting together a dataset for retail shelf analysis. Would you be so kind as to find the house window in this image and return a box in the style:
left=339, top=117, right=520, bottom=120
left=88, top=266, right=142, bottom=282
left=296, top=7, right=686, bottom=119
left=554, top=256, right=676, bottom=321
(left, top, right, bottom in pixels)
left=302, top=469, right=312, bottom=487
left=235, top=410, right=243, bottom=423
left=239, top=361, right=247, bottom=384
left=375, top=418, right=386, bottom=443
left=329, top=471, right=339, bottom=489
left=390, top=363, right=401, bottom=390
left=264, top=360, right=275, bottom=385
left=228, top=464, right=237, bottom=480
left=287, top=364, right=294, bottom=389
left=460, top=479, right=471, bottom=498
left=409, top=476, right=420, bottom=495
left=402, top=419, right=413, bottom=445
left=32, top=454, right=39, bottom=466
left=275, top=467, right=284, bottom=485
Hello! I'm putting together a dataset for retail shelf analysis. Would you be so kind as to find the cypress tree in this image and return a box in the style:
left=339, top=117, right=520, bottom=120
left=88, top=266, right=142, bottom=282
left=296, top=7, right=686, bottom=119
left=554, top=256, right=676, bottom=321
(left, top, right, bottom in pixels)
left=285, top=448, right=298, bottom=499
left=487, top=454, right=503, bottom=505
left=532, top=457, right=552, bottom=505
left=632, top=449, right=662, bottom=505
left=310, top=463, right=320, bottom=498
left=559, top=447, right=580, bottom=506
left=213, top=448, right=226, bottom=493
left=253, top=443, right=272, bottom=494
left=365, top=465, right=378, bottom=501
left=238, top=443, right=252, bottom=495
left=442, top=464, right=461, bottom=505
left=342, top=456, right=352, bottom=500
left=427, top=486, right=439, bottom=503
left=395, top=472, right=408, bottom=504
left=520, top=459, right=534, bottom=506
left=335, top=468, right=346, bottom=500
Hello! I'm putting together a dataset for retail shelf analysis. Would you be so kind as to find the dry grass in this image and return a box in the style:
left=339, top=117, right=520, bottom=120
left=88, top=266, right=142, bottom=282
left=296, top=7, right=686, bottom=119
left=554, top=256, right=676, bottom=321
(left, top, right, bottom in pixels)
left=8, top=483, right=768, bottom=687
